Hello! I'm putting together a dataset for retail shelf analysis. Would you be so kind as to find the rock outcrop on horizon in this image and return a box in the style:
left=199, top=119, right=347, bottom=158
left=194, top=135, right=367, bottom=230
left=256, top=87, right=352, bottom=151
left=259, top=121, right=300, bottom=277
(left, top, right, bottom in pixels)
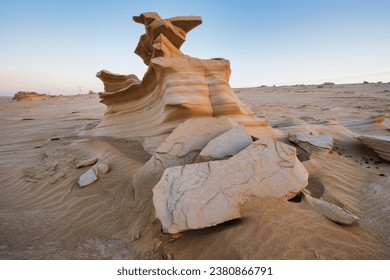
left=89, top=12, right=278, bottom=154
left=13, top=91, right=50, bottom=101
left=153, top=138, right=309, bottom=234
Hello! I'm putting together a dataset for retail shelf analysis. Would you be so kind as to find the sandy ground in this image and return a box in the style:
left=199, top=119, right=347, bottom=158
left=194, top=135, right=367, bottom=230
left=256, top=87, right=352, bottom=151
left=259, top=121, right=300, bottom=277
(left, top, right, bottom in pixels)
left=0, top=83, right=389, bottom=259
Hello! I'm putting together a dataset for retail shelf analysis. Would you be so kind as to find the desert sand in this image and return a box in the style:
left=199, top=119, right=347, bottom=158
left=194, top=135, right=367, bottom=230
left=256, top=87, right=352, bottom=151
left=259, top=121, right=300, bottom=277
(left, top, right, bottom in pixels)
left=0, top=82, right=389, bottom=259
left=0, top=12, right=389, bottom=259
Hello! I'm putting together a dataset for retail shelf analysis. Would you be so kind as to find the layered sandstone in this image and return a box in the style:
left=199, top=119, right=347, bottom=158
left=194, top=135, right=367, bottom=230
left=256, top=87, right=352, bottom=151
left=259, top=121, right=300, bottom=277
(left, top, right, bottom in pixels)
left=89, top=12, right=278, bottom=153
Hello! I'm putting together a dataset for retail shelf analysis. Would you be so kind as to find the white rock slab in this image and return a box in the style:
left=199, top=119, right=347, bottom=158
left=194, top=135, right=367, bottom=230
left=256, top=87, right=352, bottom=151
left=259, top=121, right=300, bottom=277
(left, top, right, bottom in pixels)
left=356, top=135, right=390, bottom=161
left=197, top=126, right=253, bottom=162
left=153, top=138, right=309, bottom=233
left=78, top=168, right=98, bottom=187
left=289, top=134, right=333, bottom=154
left=133, top=117, right=238, bottom=190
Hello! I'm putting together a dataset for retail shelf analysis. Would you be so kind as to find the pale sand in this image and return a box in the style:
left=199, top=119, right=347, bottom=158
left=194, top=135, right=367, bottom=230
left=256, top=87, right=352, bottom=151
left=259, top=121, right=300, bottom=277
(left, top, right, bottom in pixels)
left=0, top=83, right=389, bottom=259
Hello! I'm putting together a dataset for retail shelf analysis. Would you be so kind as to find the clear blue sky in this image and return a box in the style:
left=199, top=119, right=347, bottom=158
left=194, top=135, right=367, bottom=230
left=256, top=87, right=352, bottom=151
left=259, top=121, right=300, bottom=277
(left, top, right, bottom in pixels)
left=0, top=0, right=389, bottom=96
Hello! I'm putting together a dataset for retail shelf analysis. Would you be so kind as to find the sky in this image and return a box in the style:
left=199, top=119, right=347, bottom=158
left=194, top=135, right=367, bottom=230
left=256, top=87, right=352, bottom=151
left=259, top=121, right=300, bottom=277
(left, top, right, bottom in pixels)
left=0, top=0, right=390, bottom=96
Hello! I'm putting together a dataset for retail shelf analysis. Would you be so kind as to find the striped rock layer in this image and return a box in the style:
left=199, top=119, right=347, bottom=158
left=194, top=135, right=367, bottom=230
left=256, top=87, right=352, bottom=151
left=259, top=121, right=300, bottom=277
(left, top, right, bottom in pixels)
left=91, top=12, right=278, bottom=153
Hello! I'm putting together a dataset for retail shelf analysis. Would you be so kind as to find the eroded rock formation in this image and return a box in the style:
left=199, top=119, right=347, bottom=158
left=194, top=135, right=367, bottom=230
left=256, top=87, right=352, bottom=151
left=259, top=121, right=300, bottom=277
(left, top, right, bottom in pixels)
left=197, top=125, right=253, bottom=162
left=13, top=91, right=50, bottom=101
left=357, top=135, right=390, bottom=162
left=133, top=117, right=238, bottom=191
left=289, top=134, right=334, bottom=155
left=153, top=138, right=308, bottom=234
left=90, top=12, right=278, bottom=153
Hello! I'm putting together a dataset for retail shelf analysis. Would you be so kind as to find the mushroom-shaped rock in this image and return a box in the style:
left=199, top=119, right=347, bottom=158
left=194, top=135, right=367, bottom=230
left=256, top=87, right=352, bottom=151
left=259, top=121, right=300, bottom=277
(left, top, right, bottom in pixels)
left=86, top=12, right=279, bottom=154
left=153, top=138, right=309, bottom=234
left=197, top=125, right=253, bottom=162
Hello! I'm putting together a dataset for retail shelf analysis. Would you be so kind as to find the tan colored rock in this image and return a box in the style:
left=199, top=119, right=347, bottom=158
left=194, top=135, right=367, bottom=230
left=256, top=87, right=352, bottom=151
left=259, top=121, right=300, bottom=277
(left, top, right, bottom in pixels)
left=356, top=135, right=390, bottom=162
left=133, top=117, right=238, bottom=191
left=153, top=138, right=308, bottom=233
left=12, top=91, right=50, bottom=101
left=197, top=126, right=253, bottom=162
left=86, top=12, right=279, bottom=154
left=93, top=163, right=110, bottom=175
left=302, top=191, right=358, bottom=225
left=76, top=157, right=98, bottom=168
left=289, top=134, right=333, bottom=154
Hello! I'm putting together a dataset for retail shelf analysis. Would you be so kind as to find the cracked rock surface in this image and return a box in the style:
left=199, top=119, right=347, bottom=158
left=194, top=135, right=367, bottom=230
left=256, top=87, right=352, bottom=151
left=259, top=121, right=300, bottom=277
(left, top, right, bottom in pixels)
left=133, top=117, right=238, bottom=191
left=153, top=138, right=309, bottom=233
left=289, top=134, right=333, bottom=155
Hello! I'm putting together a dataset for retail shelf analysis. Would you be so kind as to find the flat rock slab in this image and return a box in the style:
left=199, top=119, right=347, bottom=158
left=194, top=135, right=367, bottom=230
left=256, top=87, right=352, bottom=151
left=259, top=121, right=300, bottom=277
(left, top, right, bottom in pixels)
left=197, top=125, right=253, bottom=162
left=289, top=134, right=333, bottom=154
left=133, top=117, right=238, bottom=190
left=356, top=135, right=390, bottom=162
left=153, top=138, right=308, bottom=233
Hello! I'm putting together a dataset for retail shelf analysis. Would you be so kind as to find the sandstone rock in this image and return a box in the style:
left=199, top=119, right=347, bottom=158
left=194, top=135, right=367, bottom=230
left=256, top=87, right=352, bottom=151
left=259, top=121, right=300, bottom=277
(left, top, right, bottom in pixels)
left=356, top=135, right=390, bottom=162
left=197, top=126, right=253, bottom=162
left=93, top=163, right=110, bottom=175
left=302, top=191, right=358, bottom=225
left=86, top=12, right=279, bottom=154
left=12, top=91, right=50, bottom=101
left=289, top=134, right=333, bottom=154
left=133, top=117, right=238, bottom=190
left=153, top=138, right=308, bottom=233
left=76, top=158, right=98, bottom=168
left=78, top=168, right=98, bottom=187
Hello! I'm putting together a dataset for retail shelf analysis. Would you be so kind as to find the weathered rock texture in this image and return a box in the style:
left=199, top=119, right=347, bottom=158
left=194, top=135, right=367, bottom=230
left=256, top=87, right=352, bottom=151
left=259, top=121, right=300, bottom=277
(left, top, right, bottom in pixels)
left=153, top=138, right=308, bottom=233
left=90, top=12, right=278, bottom=154
left=13, top=91, right=50, bottom=101
left=133, top=117, right=238, bottom=190
left=76, top=158, right=98, bottom=168
left=356, top=135, right=390, bottom=161
left=289, top=134, right=333, bottom=155
left=197, top=125, right=253, bottom=162
left=302, top=191, right=358, bottom=225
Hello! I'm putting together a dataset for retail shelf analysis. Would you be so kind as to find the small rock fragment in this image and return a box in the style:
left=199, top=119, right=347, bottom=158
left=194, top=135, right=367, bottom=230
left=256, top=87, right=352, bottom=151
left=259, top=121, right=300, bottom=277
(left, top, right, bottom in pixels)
left=78, top=168, right=98, bottom=187
left=302, top=191, right=358, bottom=225
left=76, top=158, right=98, bottom=168
left=93, top=163, right=110, bottom=175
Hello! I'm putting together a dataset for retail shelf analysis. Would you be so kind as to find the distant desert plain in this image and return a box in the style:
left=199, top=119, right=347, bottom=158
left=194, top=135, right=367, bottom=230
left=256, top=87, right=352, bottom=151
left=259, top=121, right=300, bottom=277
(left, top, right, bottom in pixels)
left=1, top=12, right=389, bottom=260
